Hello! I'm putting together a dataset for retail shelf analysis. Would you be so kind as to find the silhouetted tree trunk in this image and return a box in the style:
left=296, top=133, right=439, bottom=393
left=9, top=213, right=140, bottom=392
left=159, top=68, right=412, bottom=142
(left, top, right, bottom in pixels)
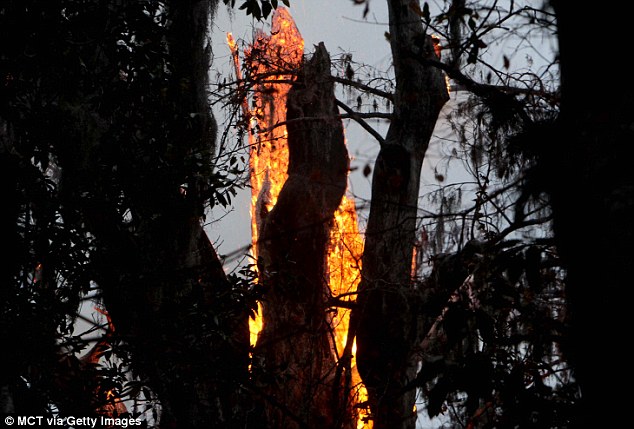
left=88, top=2, right=251, bottom=428
left=351, top=1, right=449, bottom=428
left=254, top=43, right=350, bottom=429
left=548, top=2, right=633, bottom=428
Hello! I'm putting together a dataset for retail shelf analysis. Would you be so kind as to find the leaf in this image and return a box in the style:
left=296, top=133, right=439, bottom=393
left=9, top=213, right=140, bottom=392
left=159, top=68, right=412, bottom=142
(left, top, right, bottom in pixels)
left=216, top=192, right=227, bottom=207
left=442, top=304, right=468, bottom=344
left=261, top=1, right=272, bottom=18
left=503, top=55, right=510, bottom=69
left=239, top=1, right=262, bottom=19
left=363, top=164, right=372, bottom=177
left=251, top=2, right=262, bottom=19
left=468, top=17, right=477, bottom=31
left=346, top=63, right=355, bottom=80
left=467, top=45, right=479, bottom=64
left=427, top=377, right=450, bottom=417
left=283, top=0, right=290, bottom=6
left=423, top=2, right=430, bottom=22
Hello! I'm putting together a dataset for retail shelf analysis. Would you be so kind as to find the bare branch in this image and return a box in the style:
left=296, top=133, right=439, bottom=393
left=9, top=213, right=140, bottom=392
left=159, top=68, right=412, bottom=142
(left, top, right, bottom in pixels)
left=331, top=76, right=394, bottom=101
left=335, top=99, right=386, bottom=146
left=327, top=297, right=357, bottom=310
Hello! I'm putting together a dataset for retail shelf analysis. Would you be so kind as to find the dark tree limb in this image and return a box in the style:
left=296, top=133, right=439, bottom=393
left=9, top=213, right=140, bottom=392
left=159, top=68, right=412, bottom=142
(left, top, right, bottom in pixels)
left=351, top=1, right=449, bottom=428
left=336, top=99, right=387, bottom=147
left=546, top=2, right=634, bottom=427
left=331, top=76, right=394, bottom=101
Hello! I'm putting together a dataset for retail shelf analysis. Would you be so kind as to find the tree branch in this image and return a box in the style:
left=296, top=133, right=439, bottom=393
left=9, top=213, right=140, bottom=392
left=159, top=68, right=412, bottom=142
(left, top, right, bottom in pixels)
left=327, top=297, right=357, bottom=310
left=416, top=55, right=557, bottom=123
left=332, top=76, right=394, bottom=101
left=258, top=111, right=391, bottom=134
left=335, top=99, right=386, bottom=146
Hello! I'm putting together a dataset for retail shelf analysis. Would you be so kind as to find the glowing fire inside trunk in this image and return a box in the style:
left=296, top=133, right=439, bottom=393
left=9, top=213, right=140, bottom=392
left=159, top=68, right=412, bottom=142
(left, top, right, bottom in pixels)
left=228, top=7, right=303, bottom=348
left=228, top=8, right=371, bottom=428
left=328, top=195, right=370, bottom=429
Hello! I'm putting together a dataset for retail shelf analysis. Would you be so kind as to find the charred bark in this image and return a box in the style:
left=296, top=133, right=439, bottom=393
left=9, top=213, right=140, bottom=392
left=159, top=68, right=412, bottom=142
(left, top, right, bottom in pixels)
left=254, top=43, right=350, bottom=429
left=351, top=1, right=449, bottom=428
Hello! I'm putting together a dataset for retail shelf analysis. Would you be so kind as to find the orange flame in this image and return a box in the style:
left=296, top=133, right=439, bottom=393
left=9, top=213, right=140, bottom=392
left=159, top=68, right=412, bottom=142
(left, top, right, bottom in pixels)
left=431, top=34, right=451, bottom=94
left=328, top=195, right=372, bottom=428
left=328, top=195, right=363, bottom=355
left=230, top=7, right=304, bottom=348
left=231, top=8, right=371, bottom=427
left=431, top=34, right=442, bottom=59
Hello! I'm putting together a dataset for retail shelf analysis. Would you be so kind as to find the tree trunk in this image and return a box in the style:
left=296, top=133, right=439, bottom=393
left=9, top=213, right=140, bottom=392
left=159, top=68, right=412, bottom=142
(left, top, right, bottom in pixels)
left=39, top=1, right=251, bottom=427
left=254, top=43, right=350, bottom=429
left=91, top=2, right=252, bottom=428
left=352, top=1, right=449, bottom=428
left=549, top=2, right=633, bottom=427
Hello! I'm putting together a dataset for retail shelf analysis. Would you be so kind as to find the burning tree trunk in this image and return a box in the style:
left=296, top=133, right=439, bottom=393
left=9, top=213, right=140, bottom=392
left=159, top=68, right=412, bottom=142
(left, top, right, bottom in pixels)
left=253, top=43, right=350, bottom=428
left=351, top=1, right=449, bottom=428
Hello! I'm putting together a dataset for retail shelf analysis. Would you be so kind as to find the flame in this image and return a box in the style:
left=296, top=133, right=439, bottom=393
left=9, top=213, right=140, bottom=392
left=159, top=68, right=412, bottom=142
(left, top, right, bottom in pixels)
left=431, top=34, right=442, bottom=59
left=328, top=195, right=363, bottom=354
left=412, top=246, right=418, bottom=278
left=248, top=7, right=304, bottom=219
left=33, top=262, right=43, bottom=284
left=431, top=34, right=451, bottom=94
left=327, top=195, right=372, bottom=428
left=231, top=8, right=371, bottom=427
left=78, top=307, right=128, bottom=417
left=227, top=8, right=305, bottom=347
left=106, top=389, right=116, bottom=401
left=230, top=7, right=304, bottom=348
left=226, top=32, right=237, bottom=52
